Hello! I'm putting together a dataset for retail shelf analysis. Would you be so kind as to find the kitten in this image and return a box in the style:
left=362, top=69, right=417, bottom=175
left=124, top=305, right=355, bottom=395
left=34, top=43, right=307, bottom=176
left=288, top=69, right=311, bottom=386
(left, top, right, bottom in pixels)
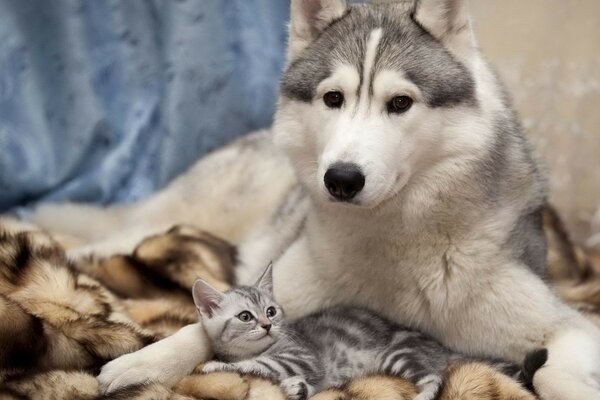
left=193, top=264, right=545, bottom=400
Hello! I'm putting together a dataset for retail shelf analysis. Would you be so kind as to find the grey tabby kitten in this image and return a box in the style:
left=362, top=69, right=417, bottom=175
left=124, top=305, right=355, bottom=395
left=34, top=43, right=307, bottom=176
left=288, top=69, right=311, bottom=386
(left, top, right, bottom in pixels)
left=193, top=265, right=545, bottom=400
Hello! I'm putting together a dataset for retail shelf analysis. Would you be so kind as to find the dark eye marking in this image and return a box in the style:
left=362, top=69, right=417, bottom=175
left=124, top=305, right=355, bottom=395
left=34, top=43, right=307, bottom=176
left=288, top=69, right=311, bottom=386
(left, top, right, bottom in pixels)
left=323, top=91, right=344, bottom=108
left=387, top=95, right=413, bottom=114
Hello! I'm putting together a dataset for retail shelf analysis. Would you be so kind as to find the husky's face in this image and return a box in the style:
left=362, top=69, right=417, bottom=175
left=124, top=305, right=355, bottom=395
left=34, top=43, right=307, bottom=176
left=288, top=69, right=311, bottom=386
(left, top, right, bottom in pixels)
left=274, top=0, right=490, bottom=209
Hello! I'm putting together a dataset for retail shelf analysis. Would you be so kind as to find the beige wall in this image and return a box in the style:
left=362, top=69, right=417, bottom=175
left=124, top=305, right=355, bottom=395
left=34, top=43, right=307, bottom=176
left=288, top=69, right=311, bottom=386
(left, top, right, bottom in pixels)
left=470, top=0, right=600, bottom=244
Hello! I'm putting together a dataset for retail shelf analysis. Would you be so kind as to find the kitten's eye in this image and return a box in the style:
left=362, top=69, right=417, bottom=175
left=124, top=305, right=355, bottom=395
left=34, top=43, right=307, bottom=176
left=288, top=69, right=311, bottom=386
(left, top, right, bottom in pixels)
left=266, top=307, right=277, bottom=318
left=387, top=96, right=413, bottom=114
left=323, top=91, right=344, bottom=109
left=237, top=311, right=253, bottom=322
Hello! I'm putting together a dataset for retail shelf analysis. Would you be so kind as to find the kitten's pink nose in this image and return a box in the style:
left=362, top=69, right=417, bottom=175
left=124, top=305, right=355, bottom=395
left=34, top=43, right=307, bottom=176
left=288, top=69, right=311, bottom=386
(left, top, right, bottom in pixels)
left=261, top=323, right=272, bottom=333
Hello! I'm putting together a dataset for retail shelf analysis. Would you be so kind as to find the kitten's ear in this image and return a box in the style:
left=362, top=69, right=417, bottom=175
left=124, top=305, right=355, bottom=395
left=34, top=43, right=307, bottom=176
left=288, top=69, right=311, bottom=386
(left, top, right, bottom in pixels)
left=255, top=262, right=274, bottom=294
left=192, top=279, right=225, bottom=318
left=413, top=0, right=475, bottom=56
left=288, top=0, right=347, bottom=60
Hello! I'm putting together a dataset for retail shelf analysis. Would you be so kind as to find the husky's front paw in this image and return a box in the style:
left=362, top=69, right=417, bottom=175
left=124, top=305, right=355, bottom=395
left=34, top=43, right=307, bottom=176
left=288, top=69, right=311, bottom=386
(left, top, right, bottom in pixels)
left=98, top=324, right=208, bottom=393
left=98, top=350, right=168, bottom=393
left=534, top=327, right=600, bottom=400
left=533, top=366, right=600, bottom=400
left=202, top=361, right=233, bottom=374
left=280, top=376, right=310, bottom=400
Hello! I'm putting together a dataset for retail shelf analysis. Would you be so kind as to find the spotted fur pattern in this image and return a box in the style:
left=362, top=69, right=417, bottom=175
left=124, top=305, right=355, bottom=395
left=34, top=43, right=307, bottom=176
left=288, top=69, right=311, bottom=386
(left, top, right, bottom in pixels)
left=0, top=220, right=238, bottom=399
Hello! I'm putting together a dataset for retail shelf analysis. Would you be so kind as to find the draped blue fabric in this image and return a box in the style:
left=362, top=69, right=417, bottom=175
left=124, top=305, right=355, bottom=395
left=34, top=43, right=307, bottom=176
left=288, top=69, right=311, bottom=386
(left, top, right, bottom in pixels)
left=0, top=0, right=289, bottom=211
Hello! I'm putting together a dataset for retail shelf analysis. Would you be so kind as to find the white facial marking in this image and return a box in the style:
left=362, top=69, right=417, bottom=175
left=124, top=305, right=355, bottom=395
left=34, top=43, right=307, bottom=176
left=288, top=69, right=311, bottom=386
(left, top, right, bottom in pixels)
left=316, top=64, right=360, bottom=103
left=358, top=28, right=383, bottom=111
left=372, top=70, right=422, bottom=105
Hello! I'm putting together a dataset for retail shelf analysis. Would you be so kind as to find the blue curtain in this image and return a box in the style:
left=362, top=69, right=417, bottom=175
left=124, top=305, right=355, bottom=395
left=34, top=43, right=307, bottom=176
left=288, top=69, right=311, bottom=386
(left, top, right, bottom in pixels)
left=0, top=0, right=289, bottom=212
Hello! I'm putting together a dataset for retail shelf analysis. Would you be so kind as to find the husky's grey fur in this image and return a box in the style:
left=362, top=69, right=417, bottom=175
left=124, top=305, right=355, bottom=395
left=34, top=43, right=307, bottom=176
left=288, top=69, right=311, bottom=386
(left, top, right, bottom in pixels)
left=194, top=265, right=530, bottom=400
left=30, top=1, right=600, bottom=399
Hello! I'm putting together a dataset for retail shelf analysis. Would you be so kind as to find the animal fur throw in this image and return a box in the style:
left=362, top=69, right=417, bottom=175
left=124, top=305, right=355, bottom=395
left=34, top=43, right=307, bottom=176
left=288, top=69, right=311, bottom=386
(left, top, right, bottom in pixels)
left=0, top=207, right=599, bottom=400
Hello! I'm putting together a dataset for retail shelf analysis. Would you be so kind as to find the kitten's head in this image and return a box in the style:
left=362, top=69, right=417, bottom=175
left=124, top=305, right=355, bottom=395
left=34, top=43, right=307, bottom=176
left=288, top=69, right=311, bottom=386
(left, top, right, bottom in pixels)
left=192, top=263, right=285, bottom=360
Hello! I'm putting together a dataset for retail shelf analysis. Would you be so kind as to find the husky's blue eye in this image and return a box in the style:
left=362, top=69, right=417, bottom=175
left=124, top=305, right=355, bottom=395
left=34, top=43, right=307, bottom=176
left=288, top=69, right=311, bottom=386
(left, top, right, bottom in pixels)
left=387, top=96, right=413, bottom=114
left=266, top=306, right=277, bottom=318
left=323, top=91, right=344, bottom=108
left=237, top=311, right=253, bottom=322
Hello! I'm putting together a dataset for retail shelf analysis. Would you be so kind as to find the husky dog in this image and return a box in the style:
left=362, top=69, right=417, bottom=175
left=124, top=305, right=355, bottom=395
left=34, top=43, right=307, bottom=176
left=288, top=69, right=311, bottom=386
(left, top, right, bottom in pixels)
left=30, top=1, right=600, bottom=399
left=193, top=264, right=540, bottom=400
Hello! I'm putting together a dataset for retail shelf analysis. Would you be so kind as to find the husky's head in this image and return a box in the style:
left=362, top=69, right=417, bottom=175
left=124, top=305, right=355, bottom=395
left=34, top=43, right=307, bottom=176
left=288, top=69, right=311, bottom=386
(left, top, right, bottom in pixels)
left=274, top=0, right=500, bottom=209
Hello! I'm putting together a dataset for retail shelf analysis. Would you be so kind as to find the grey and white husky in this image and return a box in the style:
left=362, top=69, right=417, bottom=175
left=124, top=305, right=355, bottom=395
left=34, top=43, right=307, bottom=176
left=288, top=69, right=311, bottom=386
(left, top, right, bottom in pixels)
left=193, top=264, right=540, bottom=400
left=29, top=1, right=600, bottom=398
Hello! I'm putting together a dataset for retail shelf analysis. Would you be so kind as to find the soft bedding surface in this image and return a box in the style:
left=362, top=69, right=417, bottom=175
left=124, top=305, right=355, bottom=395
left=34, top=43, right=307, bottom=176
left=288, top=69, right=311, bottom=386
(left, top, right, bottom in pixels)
left=0, top=208, right=599, bottom=400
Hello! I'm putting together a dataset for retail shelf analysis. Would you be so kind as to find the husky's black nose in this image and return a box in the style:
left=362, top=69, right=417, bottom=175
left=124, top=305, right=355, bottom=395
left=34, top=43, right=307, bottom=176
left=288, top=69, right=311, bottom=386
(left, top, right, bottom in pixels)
left=324, top=163, right=365, bottom=201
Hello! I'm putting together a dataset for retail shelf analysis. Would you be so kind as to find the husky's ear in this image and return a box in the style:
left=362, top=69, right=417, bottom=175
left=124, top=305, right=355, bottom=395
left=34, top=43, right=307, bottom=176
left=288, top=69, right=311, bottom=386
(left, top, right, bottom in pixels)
left=288, top=0, right=347, bottom=60
left=413, top=0, right=475, bottom=56
left=192, top=279, right=225, bottom=318
left=255, top=262, right=274, bottom=294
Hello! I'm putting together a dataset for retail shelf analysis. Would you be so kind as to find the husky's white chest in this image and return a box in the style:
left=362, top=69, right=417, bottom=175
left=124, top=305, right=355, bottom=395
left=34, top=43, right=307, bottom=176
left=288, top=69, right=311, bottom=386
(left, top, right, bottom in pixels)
left=271, top=203, right=561, bottom=361
left=274, top=210, right=487, bottom=329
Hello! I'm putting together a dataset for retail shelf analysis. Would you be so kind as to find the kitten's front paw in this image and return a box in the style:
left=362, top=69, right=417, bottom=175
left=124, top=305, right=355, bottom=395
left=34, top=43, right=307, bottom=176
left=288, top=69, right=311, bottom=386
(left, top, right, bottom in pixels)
left=280, top=376, right=310, bottom=400
left=202, top=361, right=233, bottom=374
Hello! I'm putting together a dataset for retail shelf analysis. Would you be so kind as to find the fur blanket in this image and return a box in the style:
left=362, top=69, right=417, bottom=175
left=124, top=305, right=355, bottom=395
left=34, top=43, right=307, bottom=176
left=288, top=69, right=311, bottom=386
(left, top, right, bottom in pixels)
left=0, top=207, right=599, bottom=400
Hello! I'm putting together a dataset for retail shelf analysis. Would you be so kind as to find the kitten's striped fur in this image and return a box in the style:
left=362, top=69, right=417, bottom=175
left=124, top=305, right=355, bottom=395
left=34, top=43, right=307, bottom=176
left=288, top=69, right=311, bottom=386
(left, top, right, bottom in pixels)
left=194, top=265, right=542, bottom=400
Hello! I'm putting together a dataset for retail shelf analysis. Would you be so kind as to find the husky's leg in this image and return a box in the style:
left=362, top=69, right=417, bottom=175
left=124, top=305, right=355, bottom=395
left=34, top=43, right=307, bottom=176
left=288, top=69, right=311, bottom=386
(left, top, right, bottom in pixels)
left=66, top=224, right=175, bottom=259
left=533, top=325, right=600, bottom=400
left=31, top=202, right=131, bottom=242
left=96, top=235, right=323, bottom=393
left=434, top=258, right=600, bottom=400
left=235, top=186, right=309, bottom=286
left=33, top=197, right=181, bottom=258
left=28, top=130, right=297, bottom=257
left=97, top=323, right=211, bottom=393
left=95, top=218, right=316, bottom=392
left=494, top=278, right=600, bottom=400
left=489, top=276, right=600, bottom=400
